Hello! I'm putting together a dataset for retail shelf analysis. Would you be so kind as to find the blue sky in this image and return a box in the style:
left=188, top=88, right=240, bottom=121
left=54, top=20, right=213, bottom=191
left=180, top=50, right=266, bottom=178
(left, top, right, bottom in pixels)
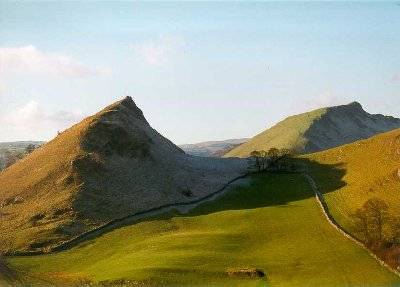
left=0, top=1, right=399, bottom=144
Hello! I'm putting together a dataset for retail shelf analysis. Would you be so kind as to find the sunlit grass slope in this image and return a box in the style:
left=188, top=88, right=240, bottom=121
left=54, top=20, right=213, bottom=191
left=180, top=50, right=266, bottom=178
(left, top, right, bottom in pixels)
left=306, top=128, right=400, bottom=232
left=225, top=102, right=400, bottom=158
left=225, top=108, right=327, bottom=157
left=10, top=174, right=399, bottom=286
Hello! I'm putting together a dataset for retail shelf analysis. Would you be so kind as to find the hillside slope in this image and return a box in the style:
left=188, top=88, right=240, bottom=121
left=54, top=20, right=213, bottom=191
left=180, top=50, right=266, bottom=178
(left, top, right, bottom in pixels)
left=0, top=97, right=246, bottom=253
left=9, top=174, right=399, bottom=286
left=179, top=138, right=248, bottom=157
left=225, top=102, right=400, bottom=157
left=306, top=128, right=400, bottom=232
left=305, top=128, right=400, bottom=267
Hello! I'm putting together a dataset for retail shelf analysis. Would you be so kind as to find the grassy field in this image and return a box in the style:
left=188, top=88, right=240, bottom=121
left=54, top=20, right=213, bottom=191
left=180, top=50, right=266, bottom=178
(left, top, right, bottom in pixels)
left=305, top=128, right=400, bottom=234
left=9, top=173, right=399, bottom=286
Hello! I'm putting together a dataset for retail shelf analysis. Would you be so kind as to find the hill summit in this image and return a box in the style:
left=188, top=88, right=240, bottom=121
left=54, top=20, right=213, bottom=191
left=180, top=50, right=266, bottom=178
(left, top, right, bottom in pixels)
left=0, top=96, right=246, bottom=253
left=225, top=102, right=400, bottom=157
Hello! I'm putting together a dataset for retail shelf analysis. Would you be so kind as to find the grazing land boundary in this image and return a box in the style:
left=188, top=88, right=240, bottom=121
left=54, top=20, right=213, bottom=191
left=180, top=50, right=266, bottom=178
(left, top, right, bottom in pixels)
left=304, top=173, right=400, bottom=278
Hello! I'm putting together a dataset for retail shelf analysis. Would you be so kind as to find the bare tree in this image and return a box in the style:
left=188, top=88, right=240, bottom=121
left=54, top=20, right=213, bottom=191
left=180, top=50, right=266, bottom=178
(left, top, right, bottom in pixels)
left=351, top=208, right=370, bottom=243
left=363, top=197, right=389, bottom=243
left=267, top=147, right=280, bottom=160
left=259, top=150, right=268, bottom=170
left=351, top=197, right=390, bottom=245
left=250, top=151, right=262, bottom=172
left=249, top=150, right=269, bottom=172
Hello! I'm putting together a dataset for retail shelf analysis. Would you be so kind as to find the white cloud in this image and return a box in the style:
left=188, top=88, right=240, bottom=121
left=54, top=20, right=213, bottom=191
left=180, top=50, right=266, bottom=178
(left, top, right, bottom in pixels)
left=0, top=100, right=84, bottom=140
left=0, top=45, right=110, bottom=78
left=130, top=36, right=185, bottom=66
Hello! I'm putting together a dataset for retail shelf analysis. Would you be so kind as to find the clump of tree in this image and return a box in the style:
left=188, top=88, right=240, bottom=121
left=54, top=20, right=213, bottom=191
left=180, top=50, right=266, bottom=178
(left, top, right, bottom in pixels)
left=351, top=197, right=393, bottom=247
left=250, top=150, right=268, bottom=172
left=249, top=147, right=294, bottom=172
left=350, top=197, right=400, bottom=268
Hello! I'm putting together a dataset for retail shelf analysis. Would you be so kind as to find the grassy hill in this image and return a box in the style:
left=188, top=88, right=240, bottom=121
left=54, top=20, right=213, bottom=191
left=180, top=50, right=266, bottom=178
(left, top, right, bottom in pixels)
left=225, top=102, right=400, bottom=158
left=8, top=172, right=399, bottom=286
left=305, top=128, right=400, bottom=266
left=0, top=97, right=245, bottom=254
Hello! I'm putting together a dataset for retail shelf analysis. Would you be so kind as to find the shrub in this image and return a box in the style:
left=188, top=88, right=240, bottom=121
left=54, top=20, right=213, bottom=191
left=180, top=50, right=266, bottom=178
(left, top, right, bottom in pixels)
left=226, top=267, right=265, bottom=278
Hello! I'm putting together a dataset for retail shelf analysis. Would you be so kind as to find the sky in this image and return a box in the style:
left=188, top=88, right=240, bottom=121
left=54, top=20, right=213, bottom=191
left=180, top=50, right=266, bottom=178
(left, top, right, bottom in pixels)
left=0, top=1, right=399, bottom=144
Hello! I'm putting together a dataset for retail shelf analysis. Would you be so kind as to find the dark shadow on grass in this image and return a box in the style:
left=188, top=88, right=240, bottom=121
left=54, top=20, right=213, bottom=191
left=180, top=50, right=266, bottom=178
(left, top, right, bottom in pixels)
left=179, top=157, right=346, bottom=217
left=0, top=255, right=19, bottom=284
left=11, top=157, right=346, bottom=256
left=73, top=158, right=346, bottom=245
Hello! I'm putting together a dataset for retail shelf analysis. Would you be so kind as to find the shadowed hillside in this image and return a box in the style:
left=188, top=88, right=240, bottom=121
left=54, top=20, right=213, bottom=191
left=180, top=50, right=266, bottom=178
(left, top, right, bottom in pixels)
left=0, top=97, right=246, bottom=254
left=225, top=102, right=400, bottom=158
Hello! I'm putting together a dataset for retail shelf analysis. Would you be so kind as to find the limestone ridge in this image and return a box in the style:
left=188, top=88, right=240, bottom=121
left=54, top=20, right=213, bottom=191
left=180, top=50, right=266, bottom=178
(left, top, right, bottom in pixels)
left=304, top=102, right=400, bottom=153
left=225, top=102, right=400, bottom=157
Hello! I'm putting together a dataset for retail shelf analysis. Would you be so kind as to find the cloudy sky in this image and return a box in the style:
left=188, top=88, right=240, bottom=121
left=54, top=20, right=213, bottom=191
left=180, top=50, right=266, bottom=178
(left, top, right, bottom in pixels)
left=0, top=2, right=399, bottom=144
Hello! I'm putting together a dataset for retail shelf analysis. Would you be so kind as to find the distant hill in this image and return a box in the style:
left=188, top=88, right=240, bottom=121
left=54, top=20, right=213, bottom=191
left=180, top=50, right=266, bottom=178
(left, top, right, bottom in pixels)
left=225, top=102, right=400, bottom=157
left=0, top=97, right=246, bottom=253
left=0, top=141, right=44, bottom=170
left=179, top=138, right=248, bottom=157
left=306, top=128, right=400, bottom=267
left=0, top=141, right=44, bottom=150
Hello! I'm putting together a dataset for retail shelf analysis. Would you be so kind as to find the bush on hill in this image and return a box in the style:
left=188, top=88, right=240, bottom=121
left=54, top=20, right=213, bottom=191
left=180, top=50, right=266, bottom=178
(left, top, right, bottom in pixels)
left=249, top=147, right=294, bottom=173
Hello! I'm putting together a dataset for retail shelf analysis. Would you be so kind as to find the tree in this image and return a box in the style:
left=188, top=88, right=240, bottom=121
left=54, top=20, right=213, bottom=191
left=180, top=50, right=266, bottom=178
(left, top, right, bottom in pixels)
left=363, top=197, right=389, bottom=243
left=351, top=197, right=390, bottom=245
left=250, top=151, right=262, bottom=172
left=388, top=216, right=400, bottom=244
left=267, top=147, right=280, bottom=160
left=277, top=148, right=293, bottom=171
left=250, top=148, right=293, bottom=173
left=279, top=148, right=292, bottom=158
left=259, top=150, right=268, bottom=170
left=351, top=208, right=370, bottom=243
left=250, top=150, right=269, bottom=172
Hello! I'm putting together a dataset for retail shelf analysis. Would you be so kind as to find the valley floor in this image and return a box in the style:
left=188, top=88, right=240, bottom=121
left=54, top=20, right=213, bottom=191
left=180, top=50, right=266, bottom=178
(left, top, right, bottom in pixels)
left=8, top=173, right=400, bottom=286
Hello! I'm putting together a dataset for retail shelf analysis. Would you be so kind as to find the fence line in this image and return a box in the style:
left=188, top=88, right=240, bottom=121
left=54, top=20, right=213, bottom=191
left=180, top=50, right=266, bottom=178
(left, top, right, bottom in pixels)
left=303, top=173, right=400, bottom=278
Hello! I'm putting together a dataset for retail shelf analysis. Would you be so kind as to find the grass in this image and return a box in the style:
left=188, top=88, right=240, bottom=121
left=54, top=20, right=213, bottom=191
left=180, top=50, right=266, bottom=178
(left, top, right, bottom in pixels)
left=225, top=107, right=326, bottom=157
left=305, top=128, right=400, bottom=234
left=9, top=173, right=399, bottom=286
